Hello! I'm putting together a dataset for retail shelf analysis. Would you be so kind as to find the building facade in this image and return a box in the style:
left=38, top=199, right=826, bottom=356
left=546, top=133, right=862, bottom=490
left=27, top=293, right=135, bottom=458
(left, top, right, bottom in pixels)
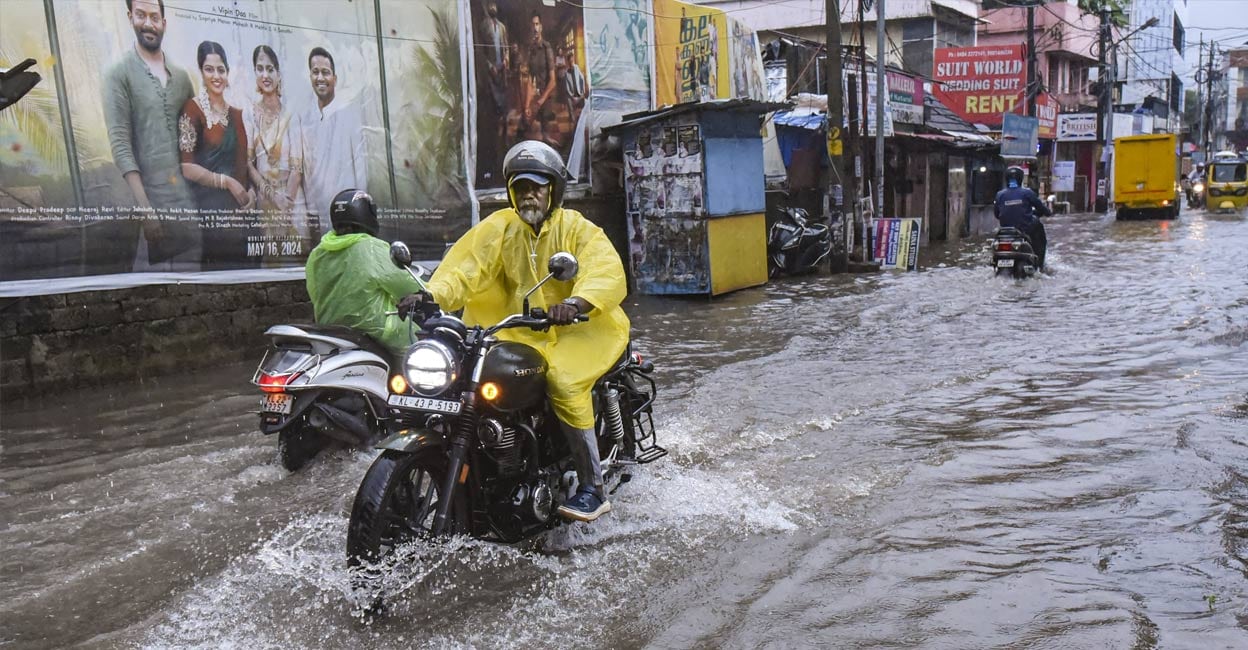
left=1118, top=0, right=1188, bottom=133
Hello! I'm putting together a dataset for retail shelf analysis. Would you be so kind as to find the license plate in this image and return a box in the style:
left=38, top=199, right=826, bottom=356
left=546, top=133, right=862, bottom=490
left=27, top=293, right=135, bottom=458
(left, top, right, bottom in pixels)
left=261, top=393, right=293, bottom=414
left=996, top=259, right=1015, bottom=268
left=388, top=394, right=462, bottom=414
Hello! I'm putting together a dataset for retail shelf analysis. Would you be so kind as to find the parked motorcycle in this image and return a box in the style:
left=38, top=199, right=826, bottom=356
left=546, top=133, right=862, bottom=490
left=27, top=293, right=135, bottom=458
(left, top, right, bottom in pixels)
left=991, top=227, right=1039, bottom=279
left=252, top=265, right=430, bottom=471
left=768, top=206, right=831, bottom=276
left=346, top=244, right=665, bottom=602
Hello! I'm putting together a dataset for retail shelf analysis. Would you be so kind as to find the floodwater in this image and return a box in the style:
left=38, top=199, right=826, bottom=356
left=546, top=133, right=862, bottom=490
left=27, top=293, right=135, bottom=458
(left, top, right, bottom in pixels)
left=2, top=208, right=1246, bottom=649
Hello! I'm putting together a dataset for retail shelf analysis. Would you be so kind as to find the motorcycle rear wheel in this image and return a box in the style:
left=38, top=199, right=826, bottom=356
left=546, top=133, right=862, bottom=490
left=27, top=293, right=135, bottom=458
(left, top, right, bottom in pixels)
left=278, top=425, right=329, bottom=472
left=347, top=449, right=468, bottom=568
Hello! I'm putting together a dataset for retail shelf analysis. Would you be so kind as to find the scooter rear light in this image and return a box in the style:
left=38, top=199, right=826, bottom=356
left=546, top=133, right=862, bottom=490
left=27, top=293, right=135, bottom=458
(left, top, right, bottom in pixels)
left=995, top=241, right=1015, bottom=251
left=258, top=371, right=300, bottom=393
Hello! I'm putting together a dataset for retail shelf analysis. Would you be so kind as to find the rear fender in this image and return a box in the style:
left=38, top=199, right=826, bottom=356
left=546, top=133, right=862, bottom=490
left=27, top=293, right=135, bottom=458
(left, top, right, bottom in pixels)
left=294, top=350, right=391, bottom=401
left=375, top=427, right=447, bottom=453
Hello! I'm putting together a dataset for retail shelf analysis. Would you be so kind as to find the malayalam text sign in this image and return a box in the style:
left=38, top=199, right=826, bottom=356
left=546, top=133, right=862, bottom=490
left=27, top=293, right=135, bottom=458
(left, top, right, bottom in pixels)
left=932, top=45, right=1025, bottom=128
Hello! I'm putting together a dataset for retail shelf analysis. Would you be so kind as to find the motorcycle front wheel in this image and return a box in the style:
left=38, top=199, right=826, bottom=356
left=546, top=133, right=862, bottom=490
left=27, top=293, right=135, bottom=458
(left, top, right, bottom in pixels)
left=346, top=449, right=468, bottom=568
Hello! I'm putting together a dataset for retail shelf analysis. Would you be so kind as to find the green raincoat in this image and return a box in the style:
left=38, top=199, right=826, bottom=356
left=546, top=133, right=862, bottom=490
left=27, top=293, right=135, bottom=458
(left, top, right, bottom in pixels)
left=427, top=207, right=630, bottom=429
left=305, top=231, right=422, bottom=356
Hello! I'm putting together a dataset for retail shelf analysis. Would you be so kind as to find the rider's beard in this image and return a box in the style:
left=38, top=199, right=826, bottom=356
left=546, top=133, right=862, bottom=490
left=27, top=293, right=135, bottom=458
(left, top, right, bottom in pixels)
left=518, top=205, right=547, bottom=226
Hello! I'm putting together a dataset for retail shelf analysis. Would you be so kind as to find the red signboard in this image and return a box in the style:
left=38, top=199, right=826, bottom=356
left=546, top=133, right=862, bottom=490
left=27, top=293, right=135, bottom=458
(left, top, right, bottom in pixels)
left=932, top=44, right=1026, bottom=128
left=1012, top=93, right=1059, bottom=139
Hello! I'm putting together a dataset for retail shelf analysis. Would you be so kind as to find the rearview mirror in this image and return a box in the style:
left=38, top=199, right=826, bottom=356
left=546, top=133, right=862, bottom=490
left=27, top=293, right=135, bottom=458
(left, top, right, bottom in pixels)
left=548, top=252, right=578, bottom=282
left=390, top=241, right=412, bottom=269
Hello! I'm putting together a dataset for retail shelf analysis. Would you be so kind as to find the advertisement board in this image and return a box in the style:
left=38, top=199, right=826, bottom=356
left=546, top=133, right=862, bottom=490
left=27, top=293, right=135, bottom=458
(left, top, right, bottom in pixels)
left=871, top=217, right=921, bottom=271
left=931, top=44, right=1025, bottom=128
left=1056, top=113, right=1098, bottom=141
left=1, top=0, right=469, bottom=288
left=470, top=0, right=588, bottom=188
left=1053, top=160, right=1076, bottom=192
left=653, top=0, right=730, bottom=107
left=1000, top=113, right=1039, bottom=159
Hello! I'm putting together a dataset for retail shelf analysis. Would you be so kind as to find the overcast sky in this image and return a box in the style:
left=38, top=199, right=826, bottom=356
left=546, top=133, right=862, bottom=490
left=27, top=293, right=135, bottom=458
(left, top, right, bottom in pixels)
left=1182, top=0, right=1248, bottom=83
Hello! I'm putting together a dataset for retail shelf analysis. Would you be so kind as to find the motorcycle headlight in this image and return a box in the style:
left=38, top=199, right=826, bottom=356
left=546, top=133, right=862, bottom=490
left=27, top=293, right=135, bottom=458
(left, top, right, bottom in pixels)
left=404, top=340, right=457, bottom=395
left=1194, top=182, right=1204, bottom=192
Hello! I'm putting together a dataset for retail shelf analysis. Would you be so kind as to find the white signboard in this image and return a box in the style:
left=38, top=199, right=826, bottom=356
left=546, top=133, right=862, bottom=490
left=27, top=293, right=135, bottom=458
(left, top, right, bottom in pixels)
left=1053, top=161, right=1076, bottom=192
left=1056, top=114, right=1098, bottom=141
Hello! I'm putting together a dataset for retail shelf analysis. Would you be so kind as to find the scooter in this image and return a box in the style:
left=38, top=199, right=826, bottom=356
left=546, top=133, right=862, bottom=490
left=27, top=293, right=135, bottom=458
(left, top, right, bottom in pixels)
left=1188, top=180, right=1205, bottom=209
left=768, top=206, right=831, bottom=276
left=251, top=265, right=431, bottom=471
left=991, top=227, right=1039, bottom=279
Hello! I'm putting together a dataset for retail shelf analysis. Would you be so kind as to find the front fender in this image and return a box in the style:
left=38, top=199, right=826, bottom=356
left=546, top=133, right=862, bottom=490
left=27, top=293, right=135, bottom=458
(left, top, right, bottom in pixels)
left=375, top=427, right=446, bottom=453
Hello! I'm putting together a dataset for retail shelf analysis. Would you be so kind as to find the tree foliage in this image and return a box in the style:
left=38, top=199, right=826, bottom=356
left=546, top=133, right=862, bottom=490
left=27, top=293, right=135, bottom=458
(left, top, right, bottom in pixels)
left=1077, top=0, right=1129, bottom=28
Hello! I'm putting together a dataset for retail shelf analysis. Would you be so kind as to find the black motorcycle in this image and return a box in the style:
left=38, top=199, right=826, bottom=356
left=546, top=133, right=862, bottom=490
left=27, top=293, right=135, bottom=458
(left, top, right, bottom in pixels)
left=768, top=207, right=831, bottom=276
left=991, top=227, right=1039, bottom=278
left=346, top=244, right=665, bottom=598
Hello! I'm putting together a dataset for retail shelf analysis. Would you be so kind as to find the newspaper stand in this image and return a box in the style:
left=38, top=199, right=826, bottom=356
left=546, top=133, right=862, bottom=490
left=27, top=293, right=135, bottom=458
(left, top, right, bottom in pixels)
left=605, top=99, right=785, bottom=296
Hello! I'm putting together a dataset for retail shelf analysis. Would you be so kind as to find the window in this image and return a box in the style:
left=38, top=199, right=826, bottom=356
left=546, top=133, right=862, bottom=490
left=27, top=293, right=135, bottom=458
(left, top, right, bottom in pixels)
left=1173, top=14, right=1185, bottom=56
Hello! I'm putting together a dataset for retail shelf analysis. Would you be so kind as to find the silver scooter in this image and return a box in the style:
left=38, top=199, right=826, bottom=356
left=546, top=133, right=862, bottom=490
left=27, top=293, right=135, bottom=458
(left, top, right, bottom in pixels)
left=252, top=255, right=430, bottom=471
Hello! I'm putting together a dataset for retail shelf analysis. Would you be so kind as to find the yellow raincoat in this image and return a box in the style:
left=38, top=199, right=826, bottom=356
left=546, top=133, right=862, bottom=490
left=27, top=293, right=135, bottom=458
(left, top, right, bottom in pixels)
left=427, top=207, right=630, bottom=429
left=305, top=231, right=423, bottom=356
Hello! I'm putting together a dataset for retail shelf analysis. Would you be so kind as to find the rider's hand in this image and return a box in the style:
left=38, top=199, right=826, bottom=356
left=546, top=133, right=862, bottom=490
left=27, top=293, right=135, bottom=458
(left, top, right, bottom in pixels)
left=397, top=291, right=439, bottom=321
left=548, top=298, right=586, bottom=325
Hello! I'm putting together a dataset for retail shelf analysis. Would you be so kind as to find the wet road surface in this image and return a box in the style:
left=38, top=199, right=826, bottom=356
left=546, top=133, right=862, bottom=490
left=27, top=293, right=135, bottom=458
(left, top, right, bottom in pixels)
left=2, top=208, right=1247, bottom=648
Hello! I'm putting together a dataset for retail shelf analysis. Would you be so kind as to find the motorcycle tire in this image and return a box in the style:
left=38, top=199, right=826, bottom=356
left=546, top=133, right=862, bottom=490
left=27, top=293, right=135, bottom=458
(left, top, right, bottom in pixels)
left=346, top=449, right=468, bottom=569
left=278, top=425, right=330, bottom=472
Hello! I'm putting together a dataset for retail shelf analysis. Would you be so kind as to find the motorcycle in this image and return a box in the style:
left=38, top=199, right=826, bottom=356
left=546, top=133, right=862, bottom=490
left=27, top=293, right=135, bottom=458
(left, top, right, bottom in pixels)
left=346, top=243, right=665, bottom=595
left=767, top=206, right=831, bottom=276
left=251, top=266, right=431, bottom=471
left=1188, top=180, right=1205, bottom=209
left=991, top=227, right=1039, bottom=279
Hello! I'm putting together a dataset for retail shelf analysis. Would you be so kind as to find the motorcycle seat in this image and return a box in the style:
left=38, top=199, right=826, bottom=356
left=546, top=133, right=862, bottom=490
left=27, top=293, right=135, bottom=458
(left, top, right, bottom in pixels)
left=271, top=323, right=395, bottom=363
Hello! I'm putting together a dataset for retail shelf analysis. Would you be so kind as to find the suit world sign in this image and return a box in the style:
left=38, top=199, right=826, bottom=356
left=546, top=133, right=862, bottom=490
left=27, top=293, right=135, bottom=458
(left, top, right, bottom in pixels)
left=932, top=44, right=1025, bottom=128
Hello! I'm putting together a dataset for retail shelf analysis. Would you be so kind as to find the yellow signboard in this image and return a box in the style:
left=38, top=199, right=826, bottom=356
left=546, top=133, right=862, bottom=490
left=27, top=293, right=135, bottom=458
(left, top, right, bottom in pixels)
left=653, top=0, right=730, bottom=106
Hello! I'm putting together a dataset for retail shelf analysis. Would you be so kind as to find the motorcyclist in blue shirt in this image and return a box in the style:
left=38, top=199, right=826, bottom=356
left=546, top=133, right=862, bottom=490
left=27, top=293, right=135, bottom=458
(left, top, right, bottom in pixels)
left=994, top=166, right=1052, bottom=269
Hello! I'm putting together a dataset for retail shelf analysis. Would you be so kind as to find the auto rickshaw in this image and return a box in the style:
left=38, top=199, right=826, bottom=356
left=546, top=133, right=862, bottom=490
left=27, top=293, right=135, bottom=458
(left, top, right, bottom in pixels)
left=1206, top=151, right=1248, bottom=213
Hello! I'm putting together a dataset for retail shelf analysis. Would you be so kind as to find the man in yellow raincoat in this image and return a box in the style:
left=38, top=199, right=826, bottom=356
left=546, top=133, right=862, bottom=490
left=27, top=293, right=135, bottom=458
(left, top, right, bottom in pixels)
left=305, top=189, right=422, bottom=356
left=413, top=140, right=629, bottom=522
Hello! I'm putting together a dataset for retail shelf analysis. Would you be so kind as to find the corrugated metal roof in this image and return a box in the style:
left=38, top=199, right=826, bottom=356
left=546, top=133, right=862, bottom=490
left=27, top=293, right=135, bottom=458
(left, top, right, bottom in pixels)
left=603, top=99, right=792, bottom=133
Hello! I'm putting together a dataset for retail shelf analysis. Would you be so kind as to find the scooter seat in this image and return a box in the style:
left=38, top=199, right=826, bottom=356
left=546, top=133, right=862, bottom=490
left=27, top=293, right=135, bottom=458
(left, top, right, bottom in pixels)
left=269, top=323, right=396, bottom=363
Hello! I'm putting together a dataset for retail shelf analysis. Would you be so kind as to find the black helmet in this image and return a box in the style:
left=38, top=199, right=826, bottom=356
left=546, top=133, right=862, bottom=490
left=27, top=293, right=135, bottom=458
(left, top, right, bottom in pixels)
left=503, top=140, right=569, bottom=213
left=1005, top=166, right=1025, bottom=187
left=329, top=189, right=379, bottom=236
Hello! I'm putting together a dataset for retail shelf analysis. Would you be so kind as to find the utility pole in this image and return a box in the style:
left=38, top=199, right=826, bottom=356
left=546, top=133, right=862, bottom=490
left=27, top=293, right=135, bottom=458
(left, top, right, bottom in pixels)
left=826, top=0, right=855, bottom=271
left=874, top=0, right=885, bottom=222
left=1026, top=2, right=1037, bottom=117
left=1195, top=36, right=1205, bottom=159
left=1095, top=6, right=1110, bottom=213
left=1203, top=42, right=1218, bottom=155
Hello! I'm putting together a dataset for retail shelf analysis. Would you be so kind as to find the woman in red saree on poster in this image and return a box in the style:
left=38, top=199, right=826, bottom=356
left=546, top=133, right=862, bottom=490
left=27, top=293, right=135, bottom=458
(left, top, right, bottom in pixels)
left=179, top=41, right=257, bottom=270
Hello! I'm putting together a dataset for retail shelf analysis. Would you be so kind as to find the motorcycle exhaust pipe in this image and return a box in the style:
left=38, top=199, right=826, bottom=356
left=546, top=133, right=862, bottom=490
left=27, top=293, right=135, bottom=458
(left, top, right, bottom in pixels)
left=307, top=403, right=371, bottom=446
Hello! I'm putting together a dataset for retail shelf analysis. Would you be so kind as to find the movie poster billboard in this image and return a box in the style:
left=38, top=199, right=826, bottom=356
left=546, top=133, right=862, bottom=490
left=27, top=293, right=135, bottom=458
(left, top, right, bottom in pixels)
left=931, top=44, right=1025, bottom=128
left=0, top=0, right=469, bottom=287
left=653, top=0, right=729, bottom=107
left=584, top=0, right=651, bottom=193
left=469, top=0, right=588, bottom=189
left=728, top=17, right=766, bottom=101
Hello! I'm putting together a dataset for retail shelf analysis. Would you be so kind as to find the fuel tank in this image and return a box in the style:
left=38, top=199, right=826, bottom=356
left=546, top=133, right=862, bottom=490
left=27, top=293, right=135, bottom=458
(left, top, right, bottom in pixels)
left=479, top=341, right=547, bottom=412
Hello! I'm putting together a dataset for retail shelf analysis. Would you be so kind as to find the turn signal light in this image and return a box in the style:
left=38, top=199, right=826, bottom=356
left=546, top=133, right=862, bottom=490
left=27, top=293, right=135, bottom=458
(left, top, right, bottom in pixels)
left=258, top=372, right=299, bottom=394
left=390, top=374, right=408, bottom=394
left=480, top=382, right=500, bottom=401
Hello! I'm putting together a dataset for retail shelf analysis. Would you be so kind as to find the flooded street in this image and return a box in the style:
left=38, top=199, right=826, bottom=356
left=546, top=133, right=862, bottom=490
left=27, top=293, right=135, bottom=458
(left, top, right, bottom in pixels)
left=3, top=209, right=1246, bottom=649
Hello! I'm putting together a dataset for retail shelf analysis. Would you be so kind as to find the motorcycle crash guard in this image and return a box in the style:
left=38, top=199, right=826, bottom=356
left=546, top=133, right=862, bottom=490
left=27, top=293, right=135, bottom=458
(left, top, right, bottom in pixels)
left=375, top=427, right=446, bottom=454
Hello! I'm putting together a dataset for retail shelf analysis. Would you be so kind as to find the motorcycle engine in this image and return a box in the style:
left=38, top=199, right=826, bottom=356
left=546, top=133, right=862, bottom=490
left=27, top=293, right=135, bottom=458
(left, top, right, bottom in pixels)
left=478, top=417, right=523, bottom=475
left=509, top=478, right=554, bottom=524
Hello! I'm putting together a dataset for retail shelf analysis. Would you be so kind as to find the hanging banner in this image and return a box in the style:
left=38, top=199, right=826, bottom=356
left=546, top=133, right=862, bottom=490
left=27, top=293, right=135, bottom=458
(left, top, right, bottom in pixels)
left=653, top=0, right=729, bottom=106
left=469, top=0, right=589, bottom=189
left=931, top=44, right=1025, bottom=128
left=728, top=17, right=766, bottom=101
left=1, top=0, right=469, bottom=289
left=871, top=217, right=921, bottom=271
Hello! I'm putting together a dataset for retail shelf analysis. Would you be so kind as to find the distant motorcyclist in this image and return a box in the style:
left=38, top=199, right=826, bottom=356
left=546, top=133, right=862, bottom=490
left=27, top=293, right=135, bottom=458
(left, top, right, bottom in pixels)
left=994, top=166, right=1052, bottom=269
left=1186, top=164, right=1205, bottom=207
left=304, top=189, right=423, bottom=356
left=400, top=140, right=629, bottom=523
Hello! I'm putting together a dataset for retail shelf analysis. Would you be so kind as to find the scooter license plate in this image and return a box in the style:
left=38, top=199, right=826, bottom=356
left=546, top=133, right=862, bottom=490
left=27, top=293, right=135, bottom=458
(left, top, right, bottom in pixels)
left=996, top=259, right=1015, bottom=268
left=387, top=394, right=462, bottom=415
left=260, top=393, right=293, bottom=415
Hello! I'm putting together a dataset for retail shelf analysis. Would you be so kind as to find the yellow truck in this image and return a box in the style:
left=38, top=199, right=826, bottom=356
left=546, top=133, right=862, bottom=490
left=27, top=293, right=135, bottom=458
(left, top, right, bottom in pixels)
left=1113, top=133, right=1181, bottom=219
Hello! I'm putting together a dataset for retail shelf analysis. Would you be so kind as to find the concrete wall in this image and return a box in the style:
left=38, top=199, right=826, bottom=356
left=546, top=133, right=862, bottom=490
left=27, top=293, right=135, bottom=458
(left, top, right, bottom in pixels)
left=1, top=194, right=628, bottom=403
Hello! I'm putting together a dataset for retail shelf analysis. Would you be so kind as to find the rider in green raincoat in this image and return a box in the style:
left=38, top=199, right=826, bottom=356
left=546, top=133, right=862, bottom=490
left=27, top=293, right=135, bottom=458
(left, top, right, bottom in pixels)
left=305, top=189, right=421, bottom=356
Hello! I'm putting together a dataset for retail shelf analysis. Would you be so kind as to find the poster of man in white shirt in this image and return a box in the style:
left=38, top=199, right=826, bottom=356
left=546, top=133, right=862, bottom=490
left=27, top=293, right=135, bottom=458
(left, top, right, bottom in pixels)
left=301, top=46, right=367, bottom=233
